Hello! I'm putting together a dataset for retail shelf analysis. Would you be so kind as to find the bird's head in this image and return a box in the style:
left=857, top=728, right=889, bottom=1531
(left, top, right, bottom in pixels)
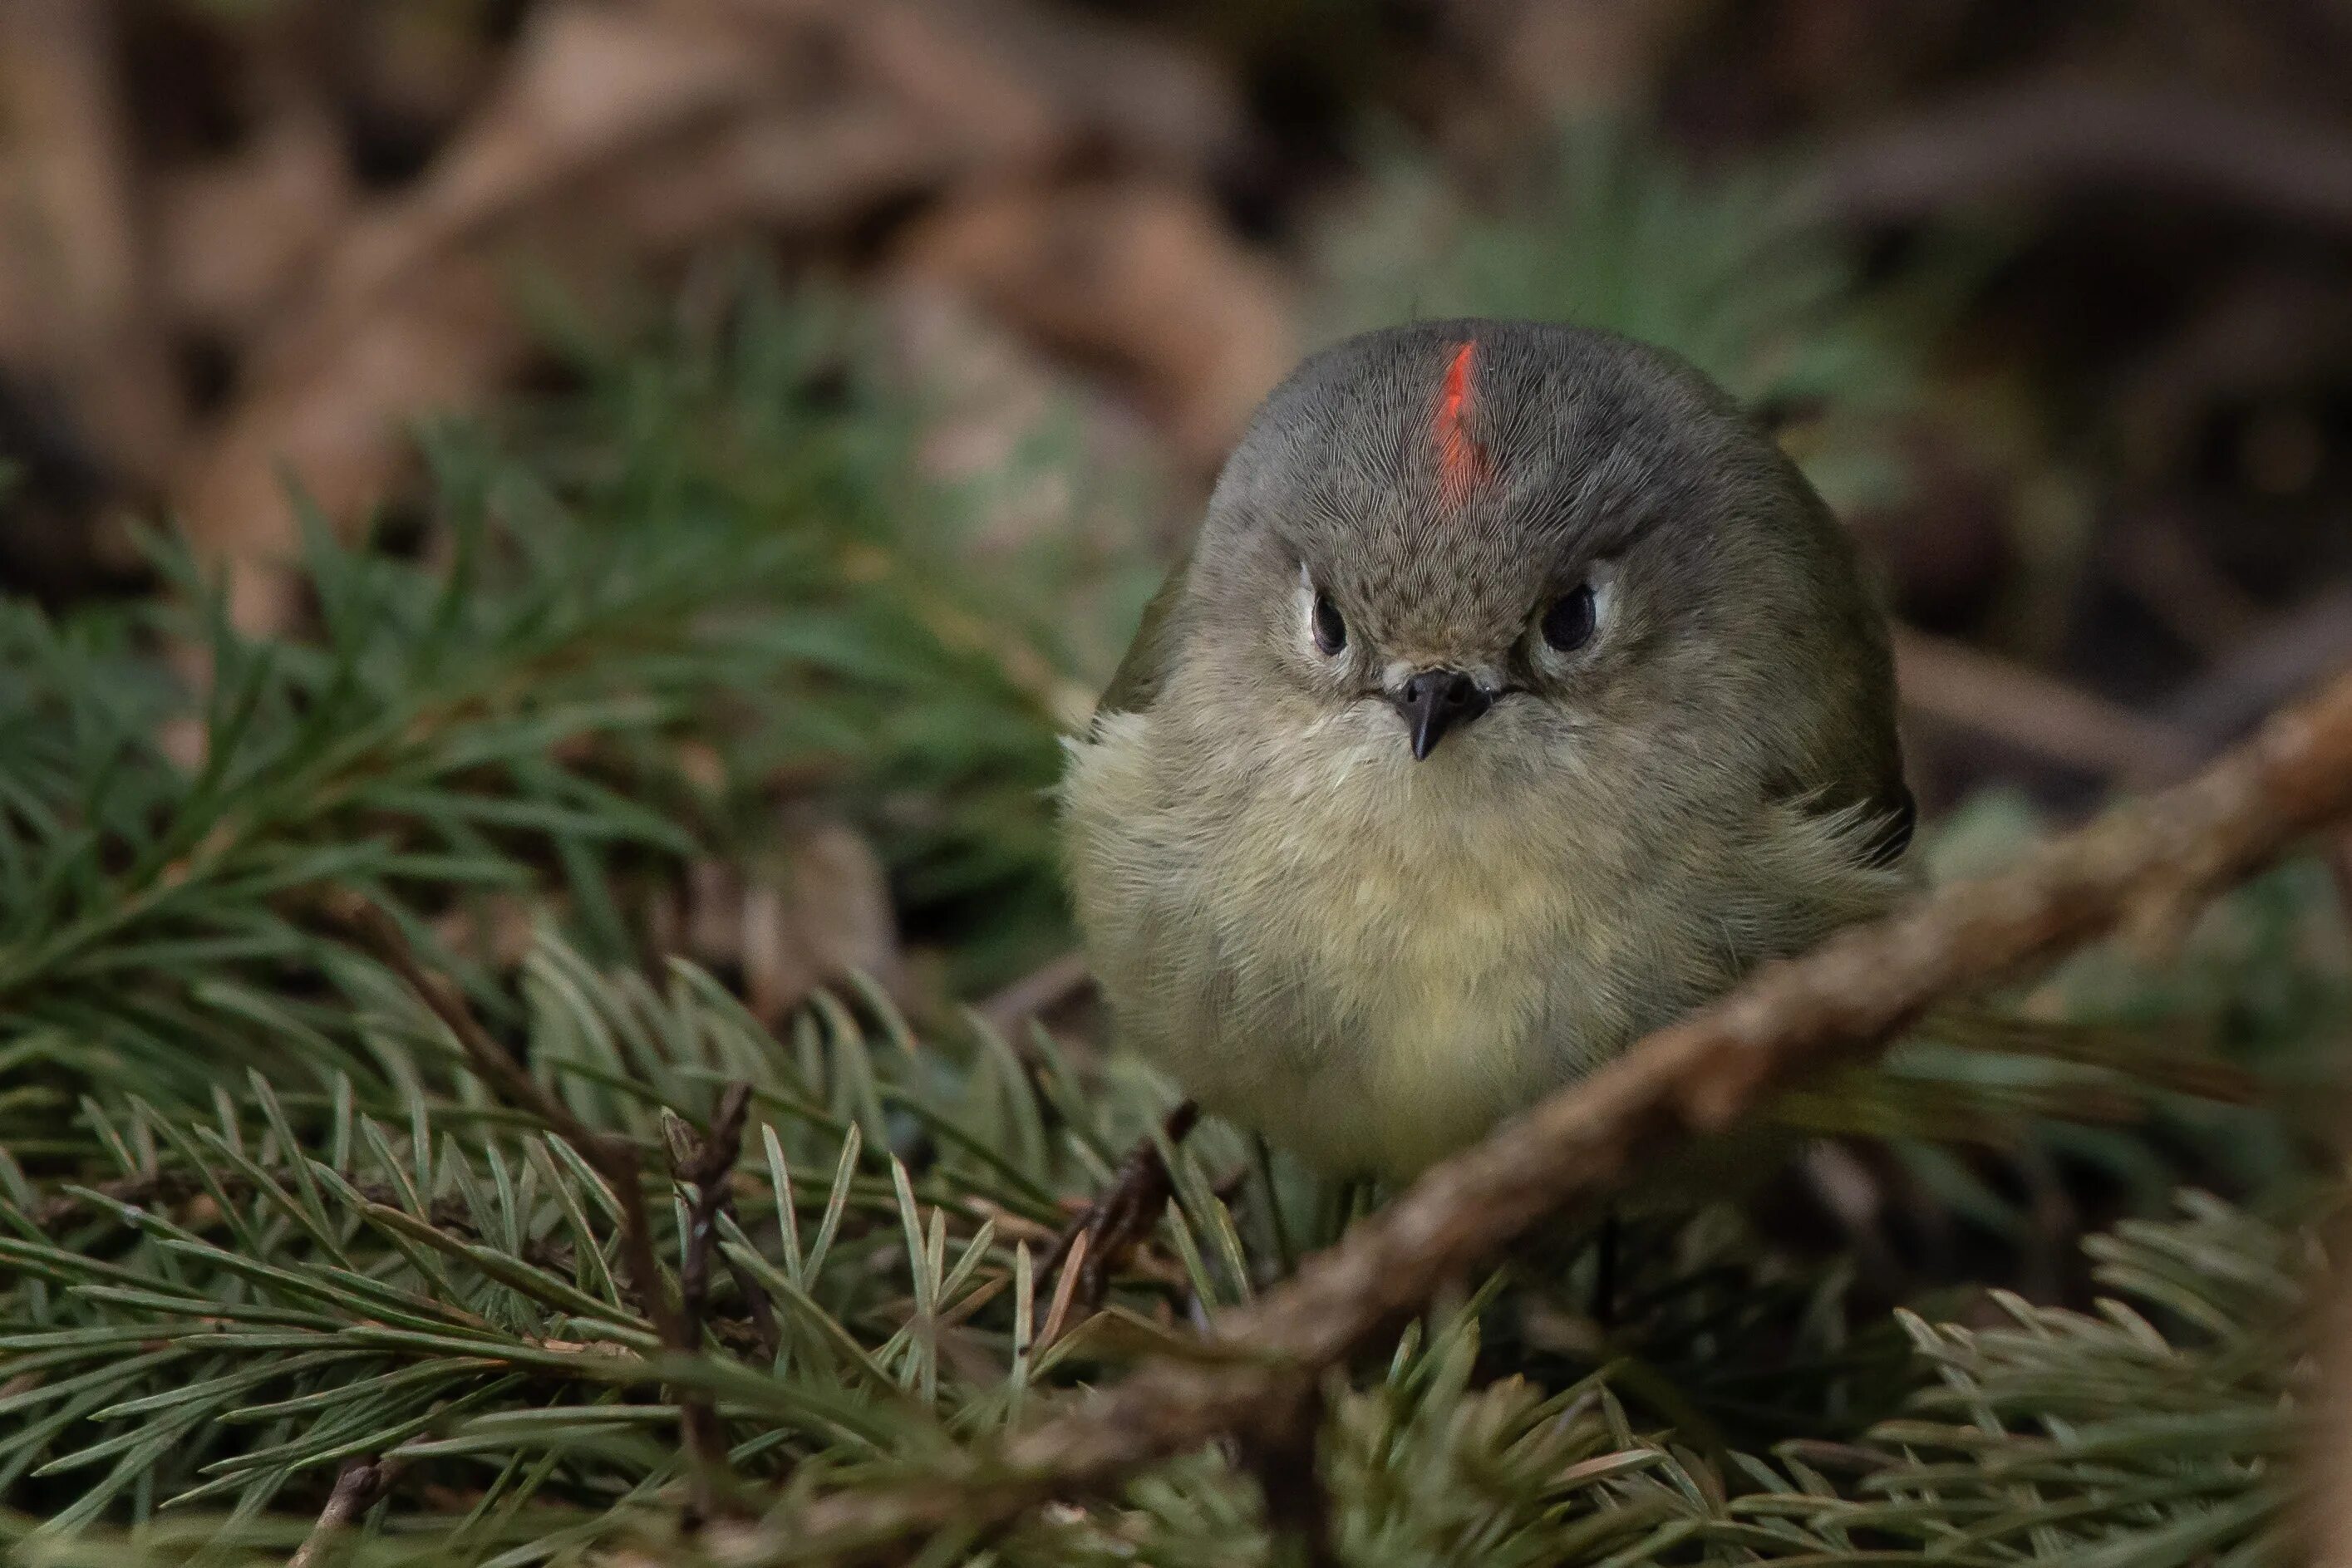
left=1163, top=319, right=1897, bottom=807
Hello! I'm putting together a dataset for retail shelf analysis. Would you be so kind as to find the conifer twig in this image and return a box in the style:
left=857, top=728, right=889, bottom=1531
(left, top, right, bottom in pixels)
left=776, top=661, right=2352, bottom=1557
left=34, top=1168, right=574, bottom=1267
left=288, top=1456, right=399, bottom=1568
left=321, top=895, right=739, bottom=1521
left=673, top=1082, right=777, bottom=1361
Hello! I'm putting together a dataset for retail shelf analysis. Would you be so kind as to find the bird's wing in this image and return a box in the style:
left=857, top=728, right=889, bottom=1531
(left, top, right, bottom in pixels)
left=1780, top=750, right=1916, bottom=872
left=1784, top=619, right=1917, bottom=872
left=1850, top=775, right=1917, bottom=869
left=1093, top=543, right=1193, bottom=726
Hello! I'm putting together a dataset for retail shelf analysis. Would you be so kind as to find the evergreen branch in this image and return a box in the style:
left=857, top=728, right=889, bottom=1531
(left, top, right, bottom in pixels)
left=31, top=1169, right=574, bottom=1275
left=776, top=661, right=2352, bottom=1556
left=671, top=1083, right=780, bottom=1365
left=319, top=896, right=741, bottom=1522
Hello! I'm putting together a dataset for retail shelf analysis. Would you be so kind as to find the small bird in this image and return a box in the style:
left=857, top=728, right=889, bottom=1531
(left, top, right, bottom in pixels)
left=1062, top=319, right=1914, bottom=1181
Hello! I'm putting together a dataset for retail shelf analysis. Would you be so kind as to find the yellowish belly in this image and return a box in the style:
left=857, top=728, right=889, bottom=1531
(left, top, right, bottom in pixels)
left=1192, top=801, right=1597, bottom=1174
left=1065, top=710, right=1741, bottom=1176
left=1067, top=706, right=1902, bottom=1177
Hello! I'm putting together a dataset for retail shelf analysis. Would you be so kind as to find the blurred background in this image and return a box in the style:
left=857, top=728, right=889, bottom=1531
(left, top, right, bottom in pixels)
left=11, top=0, right=2352, bottom=837
left=10, top=0, right=2352, bottom=759
left=3, top=3, right=2352, bottom=1554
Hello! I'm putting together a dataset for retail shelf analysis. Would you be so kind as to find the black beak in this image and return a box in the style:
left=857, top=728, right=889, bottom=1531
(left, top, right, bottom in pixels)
left=1393, top=669, right=1491, bottom=759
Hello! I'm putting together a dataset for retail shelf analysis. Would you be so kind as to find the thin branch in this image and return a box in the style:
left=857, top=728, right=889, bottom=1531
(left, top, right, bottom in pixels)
left=717, top=1202, right=784, bottom=1364
left=662, top=1081, right=758, bottom=1525
left=773, top=660, right=2352, bottom=1556
left=288, top=1455, right=399, bottom=1568
left=1238, top=1380, right=1336, bottom=1568
left=1801, top=84, right=2352, bottom=238
left=977, top=949, right=1094, bottom=1037
left=672, top=1083, right=751, bottom=1350
left=677, top=1080, right=780, bottom=1362
left=1893, top=627, right=2192, bottom=784
left=34, top=1169, right=570, bottom=1270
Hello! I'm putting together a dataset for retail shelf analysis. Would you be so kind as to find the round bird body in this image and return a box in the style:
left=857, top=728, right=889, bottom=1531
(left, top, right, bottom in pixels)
left=1061, top=320, right=1913, bottom=1178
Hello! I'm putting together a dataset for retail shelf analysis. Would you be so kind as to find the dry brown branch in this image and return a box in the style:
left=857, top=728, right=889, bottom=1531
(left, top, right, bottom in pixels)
left=1892, top=627, right=2195, bottom=783
left=670, top=1081, right=761, bottom=1525
left=2167, top=585, right=2352, bottom=753
left=976, top=949, right=1093, bottom=1036
left=672, top=1082, right=780, bottom=1368
left=287, top=1455, right=399, bottom=1568
left=1803, top=84, right=2352, bottom=237
left=1041, top=1100, right=1199, bottom=1313
left=770, top=659, right=2352, bottom=1558
left=1234, top=1378, right=1336, bottom=1568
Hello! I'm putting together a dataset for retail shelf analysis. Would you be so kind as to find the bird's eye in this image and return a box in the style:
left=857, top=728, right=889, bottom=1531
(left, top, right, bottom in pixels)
left=1311, top=591, right=1347, bottom=656
left=1541, top=583, right=1597, bottom=652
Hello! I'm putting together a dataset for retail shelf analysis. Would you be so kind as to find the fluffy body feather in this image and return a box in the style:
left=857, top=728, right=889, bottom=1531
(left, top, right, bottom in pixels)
left=1062, top=320, right=1912, bottom=1177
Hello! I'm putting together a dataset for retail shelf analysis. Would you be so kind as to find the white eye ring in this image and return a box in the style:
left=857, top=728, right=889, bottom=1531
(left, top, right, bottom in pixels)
left=1532, top=559, right=1616, bottom=666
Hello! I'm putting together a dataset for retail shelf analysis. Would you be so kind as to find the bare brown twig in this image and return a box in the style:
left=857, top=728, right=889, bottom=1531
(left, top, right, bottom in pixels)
left=667, top=1080, right=762, bottom=1525
left=672, top=1082, right=781, bottom=1365
left=1236, top=1379, right=1337, bottom=1568
left=1803, top=85, right=2352, bottom=237
left=1893, top=627, right=2193, bottom=784
left=770, top=661, right=2352, bottom=1558
left=976, top=949, right=1094, bottom=1036
left=288, top=1455, right=400, bottom=1568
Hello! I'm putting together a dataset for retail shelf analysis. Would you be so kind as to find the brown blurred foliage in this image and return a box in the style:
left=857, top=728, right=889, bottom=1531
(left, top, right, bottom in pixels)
left=2, top=0, right=2351, bottom=815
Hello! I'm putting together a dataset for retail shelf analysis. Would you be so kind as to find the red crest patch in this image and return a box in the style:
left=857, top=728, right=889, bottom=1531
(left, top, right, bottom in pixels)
left=1432, top=340, right=1488, bottom=506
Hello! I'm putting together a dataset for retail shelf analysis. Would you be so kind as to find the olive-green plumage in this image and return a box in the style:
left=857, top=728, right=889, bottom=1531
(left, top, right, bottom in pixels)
left=1062, top=320, right=1912, bottom=1177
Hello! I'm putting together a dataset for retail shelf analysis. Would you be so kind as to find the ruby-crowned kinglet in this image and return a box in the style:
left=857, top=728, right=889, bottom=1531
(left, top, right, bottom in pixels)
left=1062, top=320, right=1914, bottom=1178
